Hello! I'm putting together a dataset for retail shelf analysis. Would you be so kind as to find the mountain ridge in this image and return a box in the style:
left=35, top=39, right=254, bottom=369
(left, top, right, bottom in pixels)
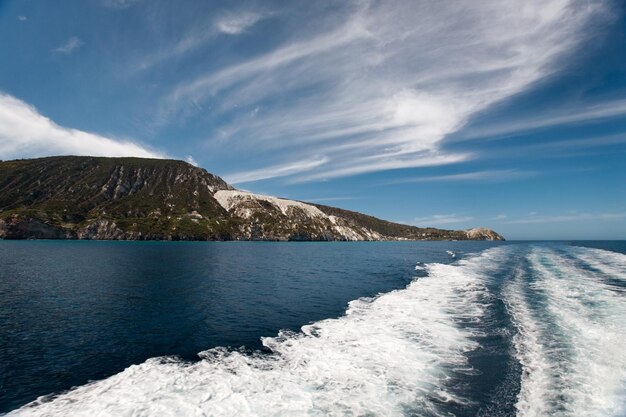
left=0, top=156, right=504, bottom=241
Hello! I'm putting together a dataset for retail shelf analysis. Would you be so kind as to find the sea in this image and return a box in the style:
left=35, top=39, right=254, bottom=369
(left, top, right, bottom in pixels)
left=0, top=240, right=624, bottom=416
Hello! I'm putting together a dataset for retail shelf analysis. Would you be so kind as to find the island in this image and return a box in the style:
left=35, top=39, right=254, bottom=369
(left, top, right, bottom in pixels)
left=0, top=156, right=504, bottom=241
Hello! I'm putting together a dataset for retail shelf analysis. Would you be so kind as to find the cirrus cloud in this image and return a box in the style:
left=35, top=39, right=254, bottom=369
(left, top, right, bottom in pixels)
left=411, top=214, right=475, bottom=226
left=159, top=0, right=607, bottom=183
left=52, top=37, right=83, bottom=54
left=215, top=11, right=268, bottom=35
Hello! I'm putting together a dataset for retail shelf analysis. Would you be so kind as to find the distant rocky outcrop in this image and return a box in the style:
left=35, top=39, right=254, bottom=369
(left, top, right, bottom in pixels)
left=465, top=227, right=504, bottom=241
left=0, top=156, right=504, bottom=241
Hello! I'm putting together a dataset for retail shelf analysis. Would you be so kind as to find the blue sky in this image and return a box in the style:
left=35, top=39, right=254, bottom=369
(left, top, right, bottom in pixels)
left=0, top=0, right=625, bottom=239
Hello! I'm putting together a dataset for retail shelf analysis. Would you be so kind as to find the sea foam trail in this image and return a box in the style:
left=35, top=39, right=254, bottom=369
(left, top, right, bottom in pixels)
left=567, top=246, right=626, bottom=282
left=505, top=246, right=626, bottom=417
left=7, top=251, right=499, bottom=417
left=503, top=266, right=552, bottom=417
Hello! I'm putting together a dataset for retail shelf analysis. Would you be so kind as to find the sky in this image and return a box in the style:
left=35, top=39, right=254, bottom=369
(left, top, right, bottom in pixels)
left=0, top=0, right=625, bottom=240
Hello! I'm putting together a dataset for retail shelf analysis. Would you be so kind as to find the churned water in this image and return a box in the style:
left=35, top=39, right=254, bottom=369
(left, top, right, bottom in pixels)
left=0, top=240, right=624, bottom=416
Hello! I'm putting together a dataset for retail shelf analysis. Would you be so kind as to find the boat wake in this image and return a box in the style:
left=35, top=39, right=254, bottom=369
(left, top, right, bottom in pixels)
left=504, top=246, right=626, bottom=417
left=7, top=244, right=626, bottom=416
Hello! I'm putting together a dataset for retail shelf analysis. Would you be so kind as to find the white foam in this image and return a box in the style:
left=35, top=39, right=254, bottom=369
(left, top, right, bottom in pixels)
left=506, top=246, right=626, bottom=417
left=8, top=252, right=498, bottom=417
left=503, top=266, right=554, bottom=417
left=568, top=246, right=626, bottom=281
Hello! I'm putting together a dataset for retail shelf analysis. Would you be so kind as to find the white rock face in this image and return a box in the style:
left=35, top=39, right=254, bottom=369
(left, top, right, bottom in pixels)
left=214, top=190, right=327, bottom=219
left=213, top=190, right=383, bottom=241
left=465, top=227, right=503, bottom=241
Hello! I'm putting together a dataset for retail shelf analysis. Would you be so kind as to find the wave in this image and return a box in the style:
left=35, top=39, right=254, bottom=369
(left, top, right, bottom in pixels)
left=8, top=250, right=502, bottom=417
left=505, top=246, right=626, bottom=417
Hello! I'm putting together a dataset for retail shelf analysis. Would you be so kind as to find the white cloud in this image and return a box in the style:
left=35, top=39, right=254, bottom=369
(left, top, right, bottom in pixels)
left=224, top=156, right=328, bottom=184
left=215, top=11, right=266, bottom=35
left=507, top=212, right=626, bottom=224
left=0, top=93, right=164, bottom=160
left=304, top=197, right=360, bottom=203
left=53, top=37, right=83, bottom=54
left=165, top=18, right=368, bottom=105
left=387, top=169, right=535, bottom=184
left=185, top=155, right=198, bottom=166
left=483, top=134, right=626, bottom=161
left=292, top=152, right=470, bottom=183
left=459, top=98, right=626, bottom=141
left=412, top=214, right=474, bottom=226
left=131, top=9, right=270, bottom=73
left=159, top=0, right=605, bottom=182
left=18, top=16, right=27, bottom=21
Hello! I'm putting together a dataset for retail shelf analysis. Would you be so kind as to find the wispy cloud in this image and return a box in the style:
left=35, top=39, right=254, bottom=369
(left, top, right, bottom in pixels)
left=508, top=133, right=626, bottom=156
left=157, top=0, right=605, bottom=182
left=0, top=93, right=164, bottom=160
left=387, top=169, right=535, bottom=184
left=303, top=197, right=360, bottom=203
left=185, top=155, right=198, bottom=166
left=102, top=0, right=139, bottom=10
left=53, top=37, right=83, bottom=54
left=292, top=152, right=471, bottom=183
left=18, top=16, right=27, bottom=21
left=507, top=212, right=626, bottom=224
left=459, top=98, right=626, bottom=141
left=412, top=214, right=474, bottom=226
left=224, top=156, right=328, bottom=184
left=215, top=11, right=267, bottom=35
left=131, top=9, right=270, bottom=73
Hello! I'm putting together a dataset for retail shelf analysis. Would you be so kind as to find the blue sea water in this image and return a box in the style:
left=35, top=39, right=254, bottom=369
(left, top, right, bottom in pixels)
left=0, top=240, right=624, bottom=416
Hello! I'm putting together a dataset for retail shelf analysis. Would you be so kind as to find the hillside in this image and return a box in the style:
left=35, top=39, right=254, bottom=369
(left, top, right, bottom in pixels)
left=0, top=156, right=504, bottom=241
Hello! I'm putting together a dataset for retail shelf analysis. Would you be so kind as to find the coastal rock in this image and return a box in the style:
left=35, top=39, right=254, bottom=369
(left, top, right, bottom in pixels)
left=465, top=227, right=505, bottom=241
left=0, top=215, right=75, bottom=239
left=77, top=220, right=125, bottom=240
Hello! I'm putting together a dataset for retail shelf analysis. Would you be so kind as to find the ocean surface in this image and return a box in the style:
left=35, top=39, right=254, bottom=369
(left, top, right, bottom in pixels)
left=0, top=240, right=624, bottom=416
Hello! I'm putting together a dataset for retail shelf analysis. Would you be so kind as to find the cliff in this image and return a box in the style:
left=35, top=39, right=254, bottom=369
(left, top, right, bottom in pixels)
left=0, top=156, right=504, bottom=241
